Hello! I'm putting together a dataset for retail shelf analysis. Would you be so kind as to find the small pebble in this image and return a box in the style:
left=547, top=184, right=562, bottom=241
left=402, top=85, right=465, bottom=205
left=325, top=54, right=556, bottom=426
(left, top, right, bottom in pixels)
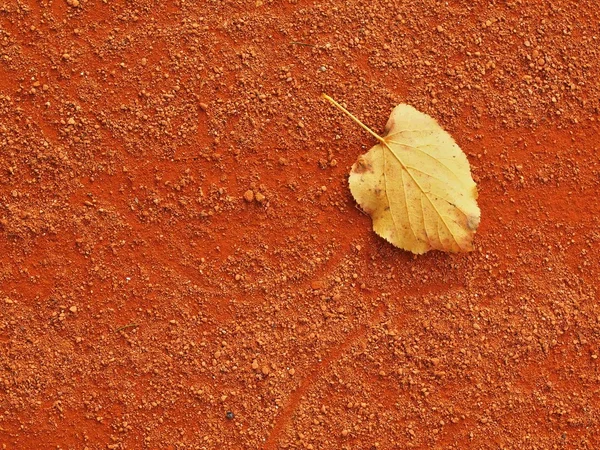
left=311, top=280, right=325, bottom=290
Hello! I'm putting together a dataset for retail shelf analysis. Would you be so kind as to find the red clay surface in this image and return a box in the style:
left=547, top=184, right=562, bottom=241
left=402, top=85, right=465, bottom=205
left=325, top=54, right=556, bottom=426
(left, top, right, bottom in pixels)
left=1, top=0, right=599, bottom=449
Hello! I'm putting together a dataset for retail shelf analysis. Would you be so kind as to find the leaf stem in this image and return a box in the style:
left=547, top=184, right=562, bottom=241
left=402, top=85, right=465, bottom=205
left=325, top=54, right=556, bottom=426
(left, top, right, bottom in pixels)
left=321, top=94, right=384, bottom=144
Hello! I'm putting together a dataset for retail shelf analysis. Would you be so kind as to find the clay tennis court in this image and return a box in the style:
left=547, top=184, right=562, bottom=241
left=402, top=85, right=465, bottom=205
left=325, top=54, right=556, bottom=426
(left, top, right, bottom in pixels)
left=1, top=0, right=599, bottom=448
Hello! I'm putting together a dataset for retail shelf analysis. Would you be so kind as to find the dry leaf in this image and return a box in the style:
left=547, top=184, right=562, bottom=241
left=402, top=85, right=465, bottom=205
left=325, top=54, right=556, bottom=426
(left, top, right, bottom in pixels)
left=323, top=94, right=480, bottom=254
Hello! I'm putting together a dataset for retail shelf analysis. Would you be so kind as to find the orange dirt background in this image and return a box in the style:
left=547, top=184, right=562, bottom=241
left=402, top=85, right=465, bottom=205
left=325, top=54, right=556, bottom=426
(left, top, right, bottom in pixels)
left=1, top=0, right=599, bottom=449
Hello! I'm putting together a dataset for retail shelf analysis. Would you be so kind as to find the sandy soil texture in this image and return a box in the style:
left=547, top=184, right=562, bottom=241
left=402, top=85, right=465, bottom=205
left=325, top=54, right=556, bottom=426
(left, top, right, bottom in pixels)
left=1, top=0, right=599, bottom=448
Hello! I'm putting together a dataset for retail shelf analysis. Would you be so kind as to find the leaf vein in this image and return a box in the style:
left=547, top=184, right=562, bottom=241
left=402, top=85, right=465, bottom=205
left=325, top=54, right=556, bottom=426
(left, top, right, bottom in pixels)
left=387, top=140, right=464, bottom=183
left=383, top=141, right=463, bottom=250
left=399, top=160, right=419, bottom=243
left=381, top=145, right=404, bottom=244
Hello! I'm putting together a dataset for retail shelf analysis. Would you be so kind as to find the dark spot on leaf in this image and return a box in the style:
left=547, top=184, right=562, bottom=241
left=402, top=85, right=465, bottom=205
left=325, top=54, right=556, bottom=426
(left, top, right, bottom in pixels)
left=384, top=116, right=396, bottom=136
left=353, top=156, right=373, bottom=174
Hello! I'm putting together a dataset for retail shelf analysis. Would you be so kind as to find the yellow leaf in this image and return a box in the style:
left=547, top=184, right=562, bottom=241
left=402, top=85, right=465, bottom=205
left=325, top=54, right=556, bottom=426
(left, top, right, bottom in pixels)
left=323, top=94, right=480, bottom=254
